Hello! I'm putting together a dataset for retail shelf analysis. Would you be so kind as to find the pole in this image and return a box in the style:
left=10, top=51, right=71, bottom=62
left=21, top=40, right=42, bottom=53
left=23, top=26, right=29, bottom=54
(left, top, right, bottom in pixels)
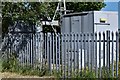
left=63, top=0, right=66, bottom=14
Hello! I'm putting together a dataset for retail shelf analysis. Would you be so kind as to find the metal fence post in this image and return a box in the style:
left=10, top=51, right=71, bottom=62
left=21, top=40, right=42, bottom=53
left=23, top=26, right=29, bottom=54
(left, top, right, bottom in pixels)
left=95, top=33, right=98, bottom=77
left=80, top=33, right=83, bottom=73
left=73, top=33, right=76, bottom=74
left=111, top=32, right=114, bottom=77
left=58, top=33, right=61, bottom=71
left=99, top=32, right=101, bottom=78
left=83, top=33, right=86, bottom=74
left=106, top=31, right=110, bottom=72
left=56, top=34, right=58, bottom=71
left=63, top=33, right=66, bottom=78
left=76, top=33, right=79, bottom=72
left=91, top=33, right=94, bottom=71
left=87, top=33, right=90, bottom=70
left=116, top=32, right=119, bottom=78
left=52, top=33, right=55, bottom=70
left=50, top=33, right=52, bottom=75
left=103, top=32, right=105, bottom=68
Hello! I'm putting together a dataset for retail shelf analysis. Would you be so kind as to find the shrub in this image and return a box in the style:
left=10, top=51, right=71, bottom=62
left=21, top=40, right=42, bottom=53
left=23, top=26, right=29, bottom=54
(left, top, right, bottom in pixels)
left=1, top=52, right=19, bottom=72
left=18, top=65, right=49, bottom=77
left=1, top=52, right=49, bottom=77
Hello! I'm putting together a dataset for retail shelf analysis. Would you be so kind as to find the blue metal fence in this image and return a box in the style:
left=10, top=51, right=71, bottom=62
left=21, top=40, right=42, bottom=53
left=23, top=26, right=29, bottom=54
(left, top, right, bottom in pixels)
left=1, top=31, right=119, bottom=78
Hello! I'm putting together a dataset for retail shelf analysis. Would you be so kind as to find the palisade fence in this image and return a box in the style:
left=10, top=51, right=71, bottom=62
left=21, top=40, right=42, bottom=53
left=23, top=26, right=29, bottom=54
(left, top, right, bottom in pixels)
left=1, top=31, right=119, bottom=78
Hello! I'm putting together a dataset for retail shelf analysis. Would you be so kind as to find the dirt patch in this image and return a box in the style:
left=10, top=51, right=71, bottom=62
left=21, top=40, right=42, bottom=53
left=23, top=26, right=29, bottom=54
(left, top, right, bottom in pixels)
left=0, top=72, right=55, bottom=78
left=0, top=72, right=39, bottom=78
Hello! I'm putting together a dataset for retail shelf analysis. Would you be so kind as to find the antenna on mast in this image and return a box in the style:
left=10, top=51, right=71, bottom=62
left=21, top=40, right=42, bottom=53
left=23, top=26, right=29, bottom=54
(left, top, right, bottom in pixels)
left=63, top=0, right=66, bottom=14
left=49, top=0, right=67, bottom=34
left=41, top=1, right=69, bottom=34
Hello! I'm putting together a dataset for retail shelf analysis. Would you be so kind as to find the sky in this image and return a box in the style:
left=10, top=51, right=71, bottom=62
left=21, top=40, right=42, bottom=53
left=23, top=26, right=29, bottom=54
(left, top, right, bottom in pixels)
left=101, top=0, right=120, bottom=11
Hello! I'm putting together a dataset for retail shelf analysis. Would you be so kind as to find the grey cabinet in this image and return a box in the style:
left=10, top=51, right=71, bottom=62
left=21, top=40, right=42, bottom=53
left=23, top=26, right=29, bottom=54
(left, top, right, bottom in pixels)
left=61, top=11, right=118, bottom=33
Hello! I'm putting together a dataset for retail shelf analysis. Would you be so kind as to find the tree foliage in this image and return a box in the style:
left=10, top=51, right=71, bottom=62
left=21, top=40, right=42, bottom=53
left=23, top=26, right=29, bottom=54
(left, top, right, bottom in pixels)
left=66, top=2, right=105, bottom=12
left=2, top=2, right=106, bottom=34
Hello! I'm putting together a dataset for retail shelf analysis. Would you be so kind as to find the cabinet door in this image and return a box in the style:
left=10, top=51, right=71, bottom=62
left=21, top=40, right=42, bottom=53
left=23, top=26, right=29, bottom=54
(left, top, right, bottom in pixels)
left=71, top=16, right=81, bottom=33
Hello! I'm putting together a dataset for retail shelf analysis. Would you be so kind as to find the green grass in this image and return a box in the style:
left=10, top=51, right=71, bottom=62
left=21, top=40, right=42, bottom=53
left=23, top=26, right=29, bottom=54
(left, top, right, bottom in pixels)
left=0, top=59, right=3, bottom=72
left=0, top=52, right=120, bottom=78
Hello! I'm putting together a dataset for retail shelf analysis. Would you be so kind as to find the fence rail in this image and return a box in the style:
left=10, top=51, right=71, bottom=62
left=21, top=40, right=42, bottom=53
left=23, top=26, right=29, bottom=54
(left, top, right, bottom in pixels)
left=1, top=31, right=119, bottom=78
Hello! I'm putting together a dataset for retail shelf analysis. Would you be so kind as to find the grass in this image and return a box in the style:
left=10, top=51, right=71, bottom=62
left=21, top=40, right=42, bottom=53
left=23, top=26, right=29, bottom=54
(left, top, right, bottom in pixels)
left=0, top=52, right=120, bottom=79
left=0, top=59, right=3, bottom=72
left=118, top=62, right=120, bottom=78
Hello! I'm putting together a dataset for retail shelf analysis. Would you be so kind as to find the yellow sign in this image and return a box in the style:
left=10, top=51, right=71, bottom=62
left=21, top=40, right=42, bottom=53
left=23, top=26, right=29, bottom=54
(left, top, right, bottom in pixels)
left=100, top=18, right=107, bottom=22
